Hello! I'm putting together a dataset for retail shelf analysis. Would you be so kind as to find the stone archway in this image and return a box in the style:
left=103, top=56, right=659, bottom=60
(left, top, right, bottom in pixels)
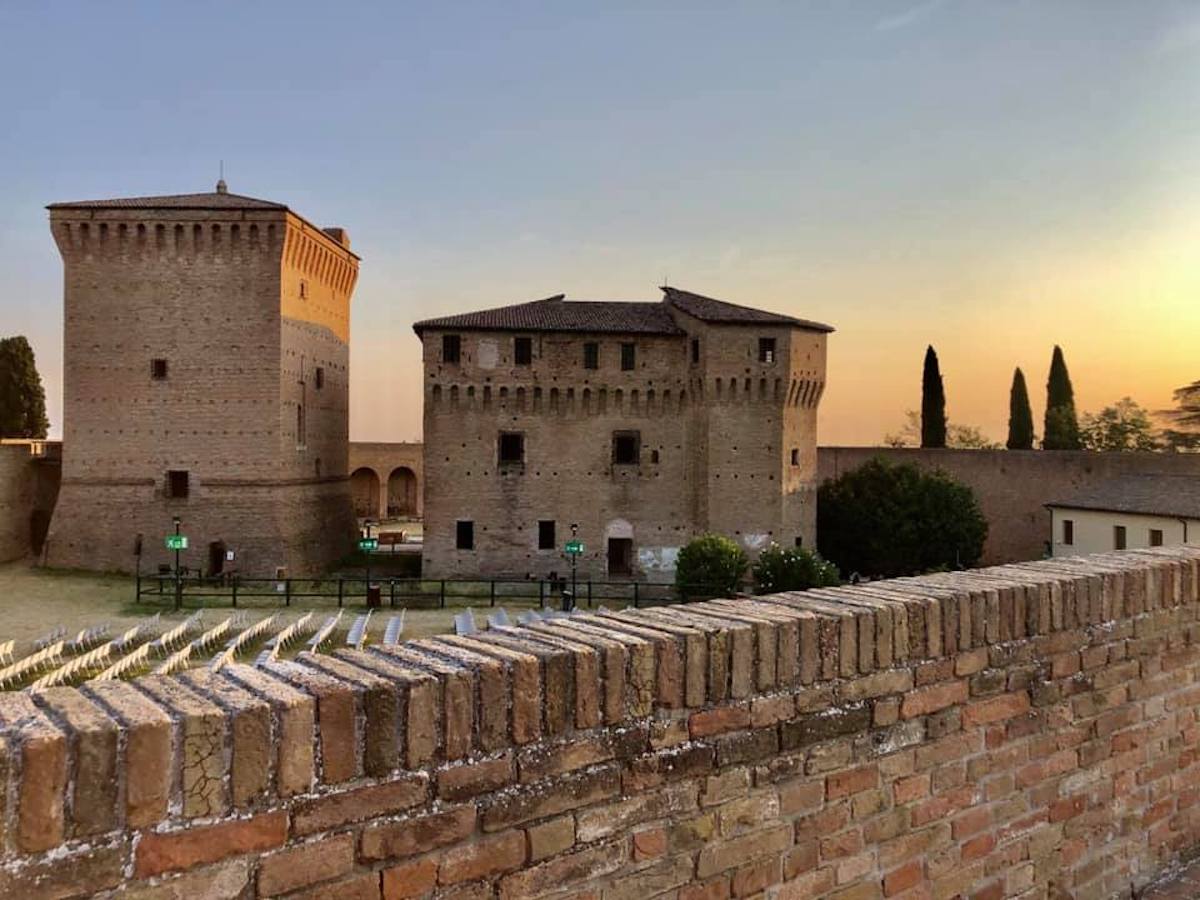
left=387, top=467, right=419, bottom=518
left=350, top=467, right=381, bottom=518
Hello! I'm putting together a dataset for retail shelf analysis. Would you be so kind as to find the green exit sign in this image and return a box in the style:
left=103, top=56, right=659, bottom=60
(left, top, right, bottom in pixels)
left=565, top=540, right=584, bottom=555
left=165, top=535, right=188, bottom=551
left=359, top=538, right=379, bottom=551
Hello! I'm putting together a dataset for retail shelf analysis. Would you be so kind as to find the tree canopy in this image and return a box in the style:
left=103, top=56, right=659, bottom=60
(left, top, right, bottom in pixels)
left=0, top=336, right=49, bottom=439
left=884, top=410, right=998, bottom=450
left=817, top=457, right=988, bottom=578
left=1006, top=367, right=1034, bottom=450
left=1079, top=397, right=1160, bottom=452
left=1160, top=380, right=1200, bottom=451
left=920, top=346, right=947, bottom=449
left=1043, top=345, right=1081, bottom=450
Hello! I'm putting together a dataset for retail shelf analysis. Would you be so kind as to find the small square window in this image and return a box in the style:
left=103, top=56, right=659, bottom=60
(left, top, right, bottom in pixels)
left=167, top=470, right=189, bottom=499
left=1062, top=519, right=1074, bottom=546
left=794, top=536, right=803, bottom=548
left=691, top=338, right=700, bottom=364
left=1114, top=525, right=1126, bottom=550
left=650, top=449, right=660, bottom=464
left=443, top=335, right=461, bottom=364
left=499, top=432, right=525, bottom=464
left=456, top=520, right=474, bottom=550
left=315, top=367, right=325, bottom=389
left=790, top=448, right=799, bottom=466
left=538, top=520, right=556, bottom=550
left=759, top=338, right=777, bottom=364
left=151, top=358, right=168, bottom=380
left=621, top=343, right=636, bottom=371
left=612, top=431, right=640, bottom=465
left=583, top=342, right=599, bottom=370
left=1150, top=528, right=1164, bottom=547
left=514, top=337, right=533, bottom=366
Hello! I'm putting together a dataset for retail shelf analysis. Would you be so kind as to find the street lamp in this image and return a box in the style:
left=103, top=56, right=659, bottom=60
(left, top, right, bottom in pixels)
left=567, top=522, right=579, bottom=612
left=172, top=516, right=182, bottom=611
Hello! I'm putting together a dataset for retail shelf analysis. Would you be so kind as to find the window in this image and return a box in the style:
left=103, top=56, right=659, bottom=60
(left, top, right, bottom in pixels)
left=315, top=367, right=325, bottom=390
left=443, top=334, right=461, bottom=364
left=650, top=449, right=660, bottom=464
left=538, top=520, right=556, bottom=550
left=759, top=338, right=777, bottom=364
left=691, top=338, right=700, bottom=364
left=1114, top=525, right=1127, bottom=550
left=167, top=470, right=189, bottom=499
left=296, top=388, right=306, bottom=447
left=456, top=520, right=475, bottom=550
left=514, top=337, right=533, bottom=366
left=1150, top=528, right=1164, bottom=547
left=612, top=431, right=640, bottom=465
left=790, top=448, right=799, bottom=466
left=498, top=432, right=525, bottom=465
left=621, top=342, right=636, bottom=371
left=1062, top=519, right=1074, bottom=546
left=794, top=536, right=804, bottom=548
left=151, top=358, right=168, bottom=380
left=583, top=342, right=599, bottom=370
left=299, top=280, right=308, bottom=299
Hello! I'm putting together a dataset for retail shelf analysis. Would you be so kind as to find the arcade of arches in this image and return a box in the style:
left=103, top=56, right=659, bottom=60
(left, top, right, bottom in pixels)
left=348, top=441, right=423, bottom=520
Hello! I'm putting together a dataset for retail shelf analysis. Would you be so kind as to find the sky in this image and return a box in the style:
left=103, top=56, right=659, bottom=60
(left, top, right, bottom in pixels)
left=1, top=1, right=1198, bottom=446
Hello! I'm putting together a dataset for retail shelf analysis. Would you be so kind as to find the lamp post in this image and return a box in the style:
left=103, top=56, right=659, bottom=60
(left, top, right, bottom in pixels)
left=567, top=522, right=579, bottom=613
left=364, top=519, right=373, bottom=600
left=172, top=517, right=182, bottom=611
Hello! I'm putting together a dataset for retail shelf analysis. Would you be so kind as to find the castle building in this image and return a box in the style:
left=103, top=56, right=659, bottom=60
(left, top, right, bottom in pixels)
left=44, top=182, right=359, bottom=575
left=414, top=287, right=833, bottom=580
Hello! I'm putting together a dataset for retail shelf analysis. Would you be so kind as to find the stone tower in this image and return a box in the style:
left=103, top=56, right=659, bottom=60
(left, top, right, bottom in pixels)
left=414, top=287, right=832, bottom=580
left=44, top=183, right=359, bottom=575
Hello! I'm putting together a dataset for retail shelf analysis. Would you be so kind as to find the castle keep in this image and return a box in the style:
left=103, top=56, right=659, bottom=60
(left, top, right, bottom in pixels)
left=415, top=287, right=832, bottom=579
left=43, top=183, right=359, bottom=575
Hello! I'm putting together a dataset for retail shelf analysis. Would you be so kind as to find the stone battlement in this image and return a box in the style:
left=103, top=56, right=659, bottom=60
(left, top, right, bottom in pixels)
left=2, top=547, right=1199, bottom=898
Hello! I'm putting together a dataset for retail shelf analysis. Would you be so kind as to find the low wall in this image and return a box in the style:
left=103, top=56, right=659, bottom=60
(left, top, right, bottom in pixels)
left=818, top=446, right=1200, bottom=565
left=3, top=548, right=1200, bottom=899
left=0, top=441, right=60, bottom=563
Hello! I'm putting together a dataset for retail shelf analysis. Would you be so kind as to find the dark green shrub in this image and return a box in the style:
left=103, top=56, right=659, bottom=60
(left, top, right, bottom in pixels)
left=752, top=544, right=840, bottom=594
left=675, top=534, right=747, bottom=597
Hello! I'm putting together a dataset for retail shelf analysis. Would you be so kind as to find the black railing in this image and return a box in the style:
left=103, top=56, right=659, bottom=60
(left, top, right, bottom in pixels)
left=135, top=572, right=729, bottom=611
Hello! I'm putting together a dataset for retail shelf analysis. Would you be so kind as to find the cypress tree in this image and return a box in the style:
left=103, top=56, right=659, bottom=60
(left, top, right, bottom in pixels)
left=0, top=336, right=49, bottom=439
left=1006, top=367, right=1034, bottom=450
left=920, top=345, right=946, bottom=448
left=1043, top=345, right=1081, bottom=450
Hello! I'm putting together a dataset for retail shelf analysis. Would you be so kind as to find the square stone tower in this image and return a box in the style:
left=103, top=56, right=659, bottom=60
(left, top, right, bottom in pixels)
left=44, top=182, right=359, bottom=575
left=414, top=287, right=832, bottom=580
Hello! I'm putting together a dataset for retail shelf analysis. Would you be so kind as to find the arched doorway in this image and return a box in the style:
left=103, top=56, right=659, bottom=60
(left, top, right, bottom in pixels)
left=387, top=467, right=418, bottom=518
left=350, top=467, right=381, bottom=518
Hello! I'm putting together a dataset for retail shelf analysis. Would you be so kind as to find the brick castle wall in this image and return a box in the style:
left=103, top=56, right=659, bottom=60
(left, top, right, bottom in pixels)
left=43, top=204, right=357, bottom=576
left=0, top=442, right=60, bottom=563
left=818, top=447, right=1200, bottom=565
left=2, top=547, right=1199, bottom=898
left=420, top=318, right=827, bottom=580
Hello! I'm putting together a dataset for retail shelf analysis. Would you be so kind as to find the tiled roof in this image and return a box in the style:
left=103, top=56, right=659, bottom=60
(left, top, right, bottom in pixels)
left=1046, top=475, right=1200, bottom=520
left=662, top=287, right=834, bottom=332
left=413, top=287, right=834, bottom=336
left=413, top=296, right=686, bottom=335
left=47, top=191, right=287, bottom=211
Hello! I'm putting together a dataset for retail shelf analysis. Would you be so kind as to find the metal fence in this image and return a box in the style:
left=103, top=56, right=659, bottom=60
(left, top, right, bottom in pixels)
left=135, top=572, right=728, bottom=611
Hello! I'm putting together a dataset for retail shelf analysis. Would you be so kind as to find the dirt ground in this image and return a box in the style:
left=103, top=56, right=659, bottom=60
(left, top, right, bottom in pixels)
left=0, top=560, right=523, bottom=654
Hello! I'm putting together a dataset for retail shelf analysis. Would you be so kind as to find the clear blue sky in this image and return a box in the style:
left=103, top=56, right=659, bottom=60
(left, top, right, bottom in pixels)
left=2, top=1, right=1198, bottom=443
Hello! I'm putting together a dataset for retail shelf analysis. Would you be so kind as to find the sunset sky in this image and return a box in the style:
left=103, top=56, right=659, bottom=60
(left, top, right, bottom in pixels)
left=2, top=1, right=1197, bottom=446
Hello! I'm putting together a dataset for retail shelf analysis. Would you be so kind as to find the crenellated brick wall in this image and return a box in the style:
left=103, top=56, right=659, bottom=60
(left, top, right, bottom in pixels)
left=3, top=548, right=1200, bottom=899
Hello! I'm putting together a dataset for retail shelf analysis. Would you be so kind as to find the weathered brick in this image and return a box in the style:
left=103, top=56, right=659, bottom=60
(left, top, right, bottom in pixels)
left=498, top=840, right=627, bottom=900
left=85, top=679, right=172, bottom=827
left=258, top=832, right=355, bottom=896
left=697, top=823, right=793, bottom=878
left=439, top=753, right=515, bottom=801
left=34, top=687, right=118, bottom=837
left=439, top=830, right=526, bottom=884
left=135, top=811, right=287, bottom=878
left=138, top=675, right=230, bottom=818
left=361, top=804, right=477, bottom=861
left=485, top=764, right=620, bottom=831
left=900, top=680, right=968, bottom=719
left=293, top=775, right=428, bottom=835
left=0, top=691, right=67, bottom=852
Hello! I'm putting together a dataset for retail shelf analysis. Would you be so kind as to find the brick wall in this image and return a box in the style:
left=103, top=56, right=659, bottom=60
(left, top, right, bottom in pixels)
left=0, top=441, right=60, bottom=563
left=2, top=547, right=1199, bottom=898
left=817, top=447, right=1200, bottom=566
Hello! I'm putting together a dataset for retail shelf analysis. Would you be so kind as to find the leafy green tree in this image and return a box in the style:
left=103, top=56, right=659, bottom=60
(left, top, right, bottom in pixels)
left=0, top=336, right=49, bottom=439
left=1080, top=398, right=1160, bottom=451
left=1043, top=345, right=1081, bottom=450
left=817, top=458, right=988, bottom=578
left=1006, top=367, right=1034, bottom=450
left=675, top=534, right=747, bottom=597
left=1160, top=380, right=1200, bottom=451
left=752, top=544, right=840, bottom=594
left=921, top=346, right=947, bottom=448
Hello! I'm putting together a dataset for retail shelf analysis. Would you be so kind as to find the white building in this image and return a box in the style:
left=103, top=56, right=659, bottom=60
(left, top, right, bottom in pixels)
left=1046, top=475, right=1200, bottom=557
